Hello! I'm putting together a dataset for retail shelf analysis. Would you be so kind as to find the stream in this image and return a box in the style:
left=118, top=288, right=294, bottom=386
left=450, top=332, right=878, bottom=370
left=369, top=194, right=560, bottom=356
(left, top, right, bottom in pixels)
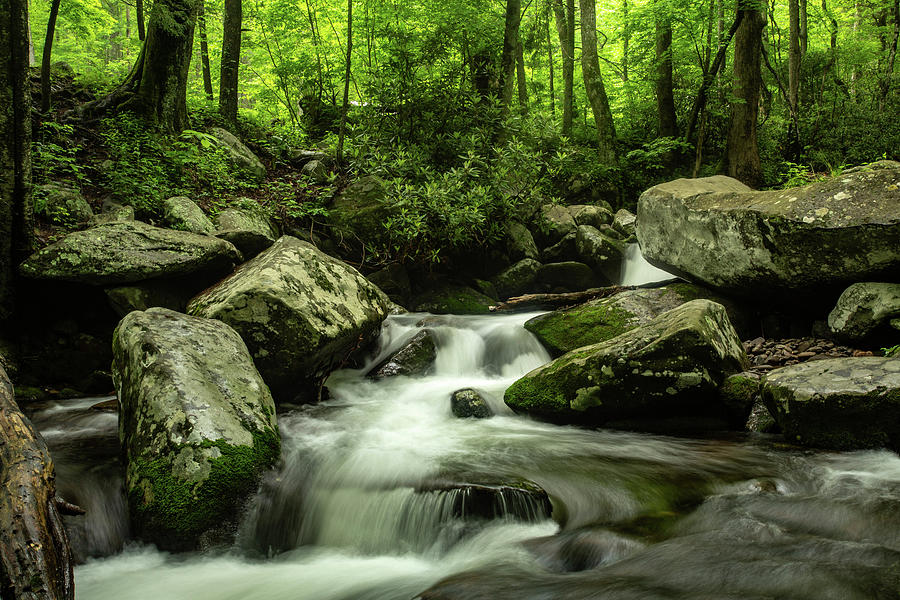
left=26, top=248, right=900, bottom=600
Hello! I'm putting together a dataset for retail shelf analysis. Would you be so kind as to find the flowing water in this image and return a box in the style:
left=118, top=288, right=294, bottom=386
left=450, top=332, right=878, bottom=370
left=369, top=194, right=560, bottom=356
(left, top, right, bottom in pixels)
left=30, top=312, right=900, bottom=600
left=619, top=243, right=675, bottom=286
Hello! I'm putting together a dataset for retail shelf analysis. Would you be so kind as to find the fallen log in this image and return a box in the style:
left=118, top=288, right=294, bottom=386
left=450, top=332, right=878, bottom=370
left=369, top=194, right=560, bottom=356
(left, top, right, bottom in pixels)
left=0, top=365, right=74, bottom=600
left=490, top=286, right=636, bottom=312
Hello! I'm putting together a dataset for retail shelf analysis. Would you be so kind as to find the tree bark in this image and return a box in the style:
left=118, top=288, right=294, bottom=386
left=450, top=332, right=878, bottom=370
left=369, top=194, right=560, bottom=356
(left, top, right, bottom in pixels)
left=219, top=0, right=242, bottom=125
left=725, top=2, right=766, bottom=188
left=788, top=0, right=802, bottom=153
left=0, top=366, right=74, bottom=600
left=547, top=3, right=555, bottom=115
left=491, top=286, right=635, bottom=311
left=622, top=0, right=630, bottom=81
left=516, top=40, right=528, bottom=110
left=800, top=0, right=808, bottom=56
left=137, top=0, right=146, bottom=40
left=40, top=0, right=62, bottom=113
left=580, top=0, right=618, bottom=163
left=198, top=0, right=214, bottom=101
left=336, top=0, right=352, bottom=165
left=500, top=0, right=522, bottom=115
left=1, top=0, right=35, bottom=323
left=553, top=0, right=575, bottom=135
left=656, top=10, right=678, bottom=137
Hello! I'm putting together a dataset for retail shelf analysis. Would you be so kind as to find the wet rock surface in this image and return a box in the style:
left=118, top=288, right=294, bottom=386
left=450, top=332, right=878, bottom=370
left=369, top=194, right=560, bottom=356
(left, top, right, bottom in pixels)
left=369, top=330, right=437, bottom=379
left=450, top=388, right=493, bottom=419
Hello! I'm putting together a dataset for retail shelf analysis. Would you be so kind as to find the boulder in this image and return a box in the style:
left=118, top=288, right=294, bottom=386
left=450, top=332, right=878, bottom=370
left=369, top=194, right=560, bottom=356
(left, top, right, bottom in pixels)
left=36, top=182, right=93, bottom=228
left=636, top=165, right=900, bottom=300
left=92, top=203, right=135, bottom=226
left=719, top=372, right=761, bottom=427
left=301, top=159, right=329, bottom=183
left=570, top=205, right=614, bottom=229
left=188, top=236, right=389, bottom=401
left=538, top=204, right=577, bottom=245
left=762, top=357, right=900, bottom=451
left=450, top=388, right=493, bottom=419
left=505, top=221, right=540, bottom=262
left=369, top=330, right=436, bottom=378
left=19, top=221, right=242, bottom=285
left=541, top=232, right=577, bottom=263
left=214, top=202, right=279, bottom=259
left=412, top=284, right=495, bottom=315
left=828, top=282, right=900, bottom=342
left=210, top=127, right=266, bottom=181
left=525, top=283, right=744, bottom=356
left=162, top=196, right=215, bottom=234
left=105, top=279, right=197, bottom=317
left=505, top=300, right=748, bottom=428
left=574, top=225, right=625, bottom=282
left=613, top=209, right=637, bottom=237
left=536, top=262, right=598, bottom=293
left=367, top=263, right=412, bottom=303
left=112, top=308, right=279, bottom=550
left=328, top=176, right=394, bottom=244
left=492, top=258, right=541, bottom=299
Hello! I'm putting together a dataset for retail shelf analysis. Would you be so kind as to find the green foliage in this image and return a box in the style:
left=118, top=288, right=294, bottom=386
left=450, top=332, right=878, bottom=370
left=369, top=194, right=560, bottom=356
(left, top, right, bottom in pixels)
left=33, top=122, right=86, bottom=184
left=883, top=345, right=900, bottom=358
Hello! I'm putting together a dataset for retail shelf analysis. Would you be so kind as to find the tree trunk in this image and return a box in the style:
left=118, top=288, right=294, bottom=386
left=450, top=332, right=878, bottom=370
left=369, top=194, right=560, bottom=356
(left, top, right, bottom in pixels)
left=219, top=0, right=242, bottom=125
left=580, top=0, right=618, bottom=163
left=622, top=0, right=630, bottom=81
left=137, top=0, right=146, bottom=40
left=40, top=0, right=61, bottom=113
left=725, top=3, right=766, bottom=188
left=553, top=0, right=575, bottom=135
left=500, top=0, right=522, bottom=115
left=656, top=10, right=678, bottom=137
left=198, top=0, right=214, bottom=101
left=516, top=40, right=528, bottom=110
left=336, top=0, right=352, bottom=165
left=0, top=366, right=74, bottom=600
left=1, top=0, right=35, bottom=323
left=788, top=0, right=802, bottom=154
left=800, top=0, right=808, bottom=56
left=547, top=4, right=555, bottom=115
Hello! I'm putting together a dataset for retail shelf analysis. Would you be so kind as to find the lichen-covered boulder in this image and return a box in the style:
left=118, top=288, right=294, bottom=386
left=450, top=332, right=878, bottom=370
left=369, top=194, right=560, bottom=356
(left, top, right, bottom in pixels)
left=636, top=164, right=900, bottom=298
left=762, top=357, right=900, bottom=451
left=112, top=308, right=279, bottom=550
left=368, top=330, right=436, bottom=379
left=828, top=282, right=900, bottom=342
left=492, top=258, right=541, bottom=299
left=19, top=221, right=242, bottom=285
left=188, top=236, right=389, bottom=400
left=450, top=388, right=493, bottom=419
left=412, top=284, right=495, bottom=315
left=210, top=127, right=266, bottom=181
left=505, top=221, right=540, bottom=262
left=327, top=176, right=396, bottom=244
left=538, top=204, right=577, bottom=245
left=570, top=205, right=614, bottom=229
left=214, top=202, right=280, bottom=259
left=163, top=196, right=215, bottom=234
left=506, top=300, right=748, bottom=427
left=35, top=182, right=93, bottom=228
left=613, top=209, right=636, bottom=237
left=575, top=225, right=625, bottom=281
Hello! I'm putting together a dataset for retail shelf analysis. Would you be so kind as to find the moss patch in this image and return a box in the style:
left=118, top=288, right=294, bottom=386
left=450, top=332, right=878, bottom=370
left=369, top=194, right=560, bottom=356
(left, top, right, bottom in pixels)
left=525, top=302, right=635, bottom=356
left=505, top=376, right=570, bottom=414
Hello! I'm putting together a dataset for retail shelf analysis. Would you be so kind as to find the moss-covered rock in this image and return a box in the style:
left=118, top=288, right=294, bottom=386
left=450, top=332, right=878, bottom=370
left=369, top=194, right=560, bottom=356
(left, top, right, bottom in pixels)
left=719, top=372, right=761, bottom=427
left=541, top=232, right=578, bottom=263
left=162, top=196, right=215, bottom=234
left=112, top=308, right=279, bottom=550
left=492, top=258, right=541, bottom=299
left=35, top=182, right=93, bottom=229
left=412, top=284, right=495, bottom=314
left=188, top=236, right=389, bottom=401
left=505, top=221, right=540, bottom=262
left=369, top=330, right=436, bottom=379
left=214, top=201, right=280, bottom=259
left=762, top=357, right=900, bottom=451
left=450, top=388, right=493, bottom=419
left=210, top=127, right=266, bottom=181
left=92, top=203, right=135, bottom=226
left=613, top=209, right=637, bottom=237
left=105, top=280, right=196, bottom=317
left=575, top=225, right=625, bottom=282
left=827, top=282, right=900, bottom=342
left=538, top=204, right=577, bottom=245
left=19, top=221, right=241, bottom=286
left=570, top=205, right=614, bottom=229
left=506, top=300, right=748, bottom=428
left=327, top=176, right=396, bottom=245
left=636, top=165, right=900, bottom=299
left=536, top=261, right=598, bottom=292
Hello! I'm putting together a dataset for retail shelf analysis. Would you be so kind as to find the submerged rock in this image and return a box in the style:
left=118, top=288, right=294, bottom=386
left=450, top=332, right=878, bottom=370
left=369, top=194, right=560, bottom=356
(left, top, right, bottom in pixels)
left=369, top=330, right=436, bottom=379
left=450, top=388, right=493, bottom=419
left=162, top=196, right=215, bottom=234
left=19, top=221, right=241, bottom=285
left=113, top=308, right=279, bottom=551
left=828, top=282, right=900, bottom=342
left=416, top=477, right=551, bottom=522
left=636, top=164, right=900, bottom=300
left=188, top=236, right=389, bottom=401
left=506, top=300, right=748, bottom=428
left=762, top=357, right=900, bottom=451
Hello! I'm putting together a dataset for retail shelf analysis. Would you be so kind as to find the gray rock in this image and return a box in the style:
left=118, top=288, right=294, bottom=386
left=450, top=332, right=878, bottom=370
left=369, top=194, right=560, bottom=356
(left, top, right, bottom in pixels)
left=505, top=300, right=748, bottom=428
left=302, top=159, right=329, bottom=183
left=492, top=258, right=541, bottom=299
left=105, top=280, right=196, bottom=317
left=188, top=236, right=390, bottom=401
left=541, top=232, right=577, bottom=263
left=36, top=182, right=93, bottom=228
left=636, top=166, right=900, bottom=299
left=538, top=204, right=577, bottom=245
left=574, top=225, right=625, bottom=282
left=762, top=357, right=900, bottom=451
left=613, top=209, right=636, bottom=237
left=536, top=262, right=598, bottom=292
left=828, top=282, right=900, bottom=341
left=369, top=330, right=436, bottom=379
left=92, top=203, right=135, bottom=226
left=506, top=221, right=540, bottom=262
left=450, top=388, right=493, bottom=419
left=163, top=196, right=215, bottom=234
left=113, top=308, right=279, bottom=550
left=745, top=398, right=779, bottom=433
left=19, top=221, right=242, bottom=286
left=570, top=205, right=614, bottom=229
left=411, top=284, right=496, bottom=315
left=210, top=127, right=266, bottom=181
left=214, top=201, right=280, bottom=259
left=290, top=149, right=329, bottom=166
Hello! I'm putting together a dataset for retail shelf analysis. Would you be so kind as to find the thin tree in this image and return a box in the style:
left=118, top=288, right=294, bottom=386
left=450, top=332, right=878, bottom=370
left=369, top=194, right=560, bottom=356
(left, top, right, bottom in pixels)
left=546, top=1, right=555, bottom=115
left=655, top=3, right=678, bottom=137
left=552, top=0, right=575, bottom=135
left=40, top=0, right=62, bottom=113
left=516, top=40, right=529, bottom=110
left=137, top=0, right=146, bottom=40
left=336, top=0, right=353, bottom=165
left=198, top=0, right=214, bottom=101
left=788, top=0, right=802, bottom=154
left=219, top=0, right=242, bottom=125
left=500, top=0, right=522, bottom=114
left=580, top=0, right=618, bottom=163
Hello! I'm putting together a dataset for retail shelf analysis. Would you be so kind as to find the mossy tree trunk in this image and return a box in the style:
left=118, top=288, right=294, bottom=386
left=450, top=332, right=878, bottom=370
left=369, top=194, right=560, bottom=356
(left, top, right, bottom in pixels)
left=219, top=0, right=242, bottom=125
left=0, top=0, right=35, bottom=323
left=580, top=0, right=618, bottom=164
left=552, top=0, right=575, bottom=136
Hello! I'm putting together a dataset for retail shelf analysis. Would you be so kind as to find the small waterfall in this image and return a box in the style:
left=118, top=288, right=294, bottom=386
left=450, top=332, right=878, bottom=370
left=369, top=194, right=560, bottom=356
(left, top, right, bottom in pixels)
left=619, top=243, right=675, bottom=286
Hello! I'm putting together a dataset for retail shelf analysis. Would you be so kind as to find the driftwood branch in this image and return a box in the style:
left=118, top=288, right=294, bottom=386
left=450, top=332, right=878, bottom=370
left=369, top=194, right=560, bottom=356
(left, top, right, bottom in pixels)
left=491, top=286, right=635, bottom=312
left=0, top=366, right=74, bottom=600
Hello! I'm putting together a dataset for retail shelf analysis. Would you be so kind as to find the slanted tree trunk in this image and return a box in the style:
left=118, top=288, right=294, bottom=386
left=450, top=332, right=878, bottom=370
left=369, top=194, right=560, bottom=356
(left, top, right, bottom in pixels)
left=198, top=0, right=214, bottom=101
left=336, top=0, right=352, bottom=165
left=725, top=2, right=766, bottom=188
left=1, top=0, right=35, bottom=323
left=656, top=9, right=678, bottom=137
left=500, top=0, right=522, bottom=115
left=80, top=0, right=200, bottom=132
left=0, top=367, right=74, bottom=600
left=580, top=0, right=618, bottom=163
left=516, top=40, right=528, bottom=110
left=40, top=0, right=62, bottom=113
left=137, top=0, right=146, bottom=40
left=552, top=0, right=575, bottom=135
left=219, top=0, right=241, bottom=125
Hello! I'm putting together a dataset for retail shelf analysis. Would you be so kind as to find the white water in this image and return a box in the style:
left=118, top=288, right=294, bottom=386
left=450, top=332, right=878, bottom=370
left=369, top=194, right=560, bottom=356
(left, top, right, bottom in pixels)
left=619, top=243, right=675, bottom=286
left=30, top=313, right=900, bottom=600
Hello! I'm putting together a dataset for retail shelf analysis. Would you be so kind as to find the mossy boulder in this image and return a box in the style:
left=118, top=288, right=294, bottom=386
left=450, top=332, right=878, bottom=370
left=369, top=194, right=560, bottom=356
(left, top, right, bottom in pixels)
left=575, top=225, right=625, bottom=282
left=210, top=127, right=266, bottom=181
left=412, top=284, right=495, bottom=314
left=538, top=204, right=577, bottom=245
left=827, top=282, right=900, bottom=342
left=542, top=232, right=578, bottom=263
left=450, top=388, right=493, bottom=419
left=328, top=176, right=396, bottom=245
left=188, top=236, right=389, bottom=401
left=105, top=279, right=198, bottom=317
left=35, top=182, right=93, bottom=228
left=19, top=221, right=242, bottom=285
left=162, top=196, right=215, bottom=234
left=112, top=308, right=279, bottom=551
left=506, top=300, right=748, bottom=428
left=536, top=262, right=598, bottom=292
left=214, top=201, right=280, bottom=259
left=92, top=203, right=135, bottom=226
left=636, top=164, right=900, bottom=300
left=368, top=330, right=436, bottom=379
left=762, top=357, right=900, bottom=451
left=505, top=221, right=540, bottom=262
left=613, top=209, right=637, bottom=237
left=570, top=205, right=614, bottom=229
left=719, top=372, right=761, bottom=427
left=492, top=258, right=541, bottom=299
